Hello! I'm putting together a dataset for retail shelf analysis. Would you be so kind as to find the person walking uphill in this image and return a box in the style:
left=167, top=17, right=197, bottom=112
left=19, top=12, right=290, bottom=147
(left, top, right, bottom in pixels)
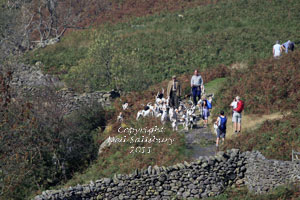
left=281, top=40, right=295, bottom=54
left=167, top=75, right=181, bottom=109
left=273, top=40, right=282, bottom=58
left=202, top=99, right=210, bottom=128
left=191, top=70, right=204, bottom=106
left=214, top=110, right=227, bottom=147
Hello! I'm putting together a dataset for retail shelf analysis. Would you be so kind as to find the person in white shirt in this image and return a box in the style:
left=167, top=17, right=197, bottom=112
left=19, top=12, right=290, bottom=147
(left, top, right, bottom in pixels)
left=230, top=96, right=242, bottom=134
left=273, top=40, right=282, bottom=58
left=190, top=70, right=204, bottom=105
left=230, top=99, right=237, bottom=110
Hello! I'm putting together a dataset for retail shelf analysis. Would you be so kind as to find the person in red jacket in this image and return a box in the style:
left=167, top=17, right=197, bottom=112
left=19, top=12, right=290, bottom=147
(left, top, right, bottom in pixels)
left=230, top=96, right=244, bottom=134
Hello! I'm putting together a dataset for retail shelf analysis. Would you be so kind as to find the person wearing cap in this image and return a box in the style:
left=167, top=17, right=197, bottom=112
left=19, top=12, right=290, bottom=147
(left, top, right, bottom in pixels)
left=191, top=70, right=204, bottom=105
left=167, top=75, right=181, bottom=109
left=273, top=40, right=282, bottom=58
left=230, top=96, right=242, bottom=134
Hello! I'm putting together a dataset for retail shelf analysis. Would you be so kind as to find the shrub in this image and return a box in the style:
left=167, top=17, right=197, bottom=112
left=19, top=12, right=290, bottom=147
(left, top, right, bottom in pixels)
left=63, top=31, right=151, bottom=92
left=0, top=74, right=109, bottom=199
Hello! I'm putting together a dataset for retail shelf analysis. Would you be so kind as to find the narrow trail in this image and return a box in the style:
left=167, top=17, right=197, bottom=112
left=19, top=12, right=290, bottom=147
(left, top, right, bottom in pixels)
left=182, top=112, right=288, bottom=160
left=180, top=115, right=217, bottom=160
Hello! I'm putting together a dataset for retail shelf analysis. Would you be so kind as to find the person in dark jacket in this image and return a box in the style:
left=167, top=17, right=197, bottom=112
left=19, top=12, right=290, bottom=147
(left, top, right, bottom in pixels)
left=167, top=75, right=181, bottom=109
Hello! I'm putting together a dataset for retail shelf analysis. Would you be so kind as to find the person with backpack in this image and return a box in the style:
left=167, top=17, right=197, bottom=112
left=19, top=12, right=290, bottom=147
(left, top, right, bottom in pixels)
left=280, top=40, right=295, bottom=53
left=214, top=110, right=227, bottom=147
left=232, top=96, right=244, bottom=134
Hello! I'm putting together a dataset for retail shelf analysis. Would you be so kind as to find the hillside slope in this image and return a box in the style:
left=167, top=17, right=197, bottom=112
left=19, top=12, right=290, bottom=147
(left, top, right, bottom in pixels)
left=5, top=0, right=300, bottom=199
left=213, top=51, right=300, bottom=160
left=26, top=0, right=300, bottom=92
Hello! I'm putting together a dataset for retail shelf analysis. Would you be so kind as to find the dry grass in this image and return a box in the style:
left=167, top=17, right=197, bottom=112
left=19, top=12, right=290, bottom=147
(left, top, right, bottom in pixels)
left=209, top=112, right=288, bottom=138
left=229, top=62, right=248, bottom=70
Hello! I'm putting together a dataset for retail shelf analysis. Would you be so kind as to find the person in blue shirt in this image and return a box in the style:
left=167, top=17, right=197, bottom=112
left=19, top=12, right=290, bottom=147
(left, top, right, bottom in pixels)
left=281, top=40, right=295, bottom=53
left=202, top=99, right=210, bottom=128
left=214, top=110, right=227, bottom=147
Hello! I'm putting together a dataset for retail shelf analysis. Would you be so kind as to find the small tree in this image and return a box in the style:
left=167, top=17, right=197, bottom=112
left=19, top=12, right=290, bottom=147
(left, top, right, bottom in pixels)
left=65, top=31, right=151, bottom=92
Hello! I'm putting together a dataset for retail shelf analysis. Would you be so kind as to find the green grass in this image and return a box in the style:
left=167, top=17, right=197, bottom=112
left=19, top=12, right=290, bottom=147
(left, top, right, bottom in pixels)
left=25, top=30, right=94, bottom=74
left=205, top=77, right=227, bottom=94
left=26, top=0, right=300, bottom=92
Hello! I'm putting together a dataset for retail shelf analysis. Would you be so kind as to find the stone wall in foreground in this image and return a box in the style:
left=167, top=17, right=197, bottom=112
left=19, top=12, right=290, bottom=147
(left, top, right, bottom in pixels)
left=34, top=149, right=300, bottom=200
left=244, top=150, right=300, bottom=194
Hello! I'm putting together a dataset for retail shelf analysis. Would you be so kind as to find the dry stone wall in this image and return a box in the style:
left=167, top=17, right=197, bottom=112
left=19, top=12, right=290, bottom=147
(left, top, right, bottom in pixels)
left=55, top=88, right=120, bottom=115
left=34, top=149, right=300, bottom=200
left=10, top=63, right=63, bottom=89
left=244, top=150, right=300, bottom=194
left=9, top=63, right=120, bottom=114
left=35, top=149, right=245, bottom=200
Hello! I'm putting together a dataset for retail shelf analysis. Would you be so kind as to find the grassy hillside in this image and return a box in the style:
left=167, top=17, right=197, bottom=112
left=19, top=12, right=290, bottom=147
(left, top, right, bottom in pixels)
left=213, top=51, right=300, bottom=115
left=223, top=108, right=300, bottom=161
left=26, top=0, right=300, bottom=92
left=211, top=51, right=300, bottom=161
left=19, top=0, right=300, bottom=198
left=50, top=65, right=228, bottom=190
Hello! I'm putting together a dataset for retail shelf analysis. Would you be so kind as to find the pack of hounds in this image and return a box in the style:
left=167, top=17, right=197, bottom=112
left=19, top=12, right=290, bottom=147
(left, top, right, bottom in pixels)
left=117, top=89, right=214, bottom=132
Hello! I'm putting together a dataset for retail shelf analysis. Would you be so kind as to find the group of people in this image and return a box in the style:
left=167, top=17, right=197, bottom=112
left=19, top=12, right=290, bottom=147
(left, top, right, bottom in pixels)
left=167, top=70, right=210, bottom=125
left=166, top=69, right=244, bottom=147
left=167, top=70, right=204, bottom=108
left=214, top=96, right=244, bottom=147
left=273, top=40, right=295, bottom=58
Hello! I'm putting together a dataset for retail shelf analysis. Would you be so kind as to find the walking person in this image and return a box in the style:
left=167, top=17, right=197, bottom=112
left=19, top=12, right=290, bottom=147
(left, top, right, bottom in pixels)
left=214, top=110, right=227, bottom=147
left=202, top=99, right=210, bottom=128
left=191, top=70, right=204, bottom=106
left=273, top=40, right=282, bottom=58
left=231, top=96, right=244, bottom=134
left=167, top=75, right=181, bottom=109
left=281, top=40, right=295, bottom=53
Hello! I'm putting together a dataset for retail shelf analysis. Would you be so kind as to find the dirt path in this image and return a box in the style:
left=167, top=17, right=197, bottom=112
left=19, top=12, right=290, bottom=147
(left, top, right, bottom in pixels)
left=208, top=112, right=287, bottom=138
left=180, top=115, right=217, bottom=160
left=182, top=110, right=287, bottom=160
